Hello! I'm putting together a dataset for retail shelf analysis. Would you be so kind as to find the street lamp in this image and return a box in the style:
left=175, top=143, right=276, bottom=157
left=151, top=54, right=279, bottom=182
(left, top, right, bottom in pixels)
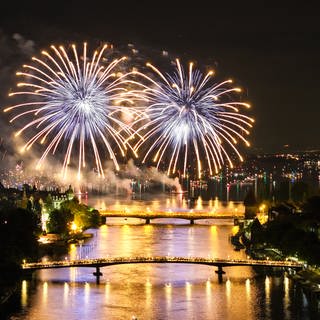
left=70, top=222, right=78, bottom=233
left=259, top=204, right=266, bottom=213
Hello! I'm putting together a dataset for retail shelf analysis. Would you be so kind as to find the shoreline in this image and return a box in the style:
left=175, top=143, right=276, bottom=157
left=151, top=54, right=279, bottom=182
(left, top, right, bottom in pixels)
left=0, top=231, right=95, bottom=310
left=234, top=230, right=320, bottom=309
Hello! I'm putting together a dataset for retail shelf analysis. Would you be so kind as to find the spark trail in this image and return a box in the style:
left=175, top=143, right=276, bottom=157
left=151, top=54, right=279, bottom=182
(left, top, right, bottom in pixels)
left=5, top=43, right=137, bottom=179
left=132, top=59, right=254, bottom=178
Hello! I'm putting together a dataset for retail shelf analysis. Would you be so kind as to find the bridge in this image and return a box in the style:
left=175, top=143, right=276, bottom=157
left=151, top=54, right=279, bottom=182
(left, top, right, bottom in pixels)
left=100, top=210, right=244, bottom=224
left=22, top=256, right=303, bottom=284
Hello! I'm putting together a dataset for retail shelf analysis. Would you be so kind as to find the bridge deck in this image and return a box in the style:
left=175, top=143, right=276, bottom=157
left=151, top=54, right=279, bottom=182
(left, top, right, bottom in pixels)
left=100, top=211, right=244, bottom=220
left=22, top=256, right=303, bottom=270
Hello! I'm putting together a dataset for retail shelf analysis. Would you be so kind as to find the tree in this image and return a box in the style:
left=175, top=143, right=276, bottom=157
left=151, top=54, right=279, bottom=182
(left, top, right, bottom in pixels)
left=61, top=198, right=101, bottom=230
left=47, top=208, right=73, bottom=235
left=44, top=194, right=54, bottom=212
left=0, top=205, right=39, bottom=267
left=303, top=196, right=320, bottom=218
left=88, top=209, right=101, bottom=227
left=244, top=189, right=257, bottom=219
left=291, top=181, right=309, bottom=202
left=250, top=218, right=264, bottom=243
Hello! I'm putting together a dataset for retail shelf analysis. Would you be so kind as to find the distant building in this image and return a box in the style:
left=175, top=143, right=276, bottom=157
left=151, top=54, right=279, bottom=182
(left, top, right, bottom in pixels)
left=0, top=183, right=75, bottom=232
left=52, top=194, right=69, bottom=209
left=20, top=188, right=28, bottom=209
left=52, top=185, right=74, bottom=209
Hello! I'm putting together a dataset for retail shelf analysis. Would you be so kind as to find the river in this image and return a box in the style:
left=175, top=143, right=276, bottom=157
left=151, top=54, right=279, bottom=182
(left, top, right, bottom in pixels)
left=6, top=195, right=317, bottom=319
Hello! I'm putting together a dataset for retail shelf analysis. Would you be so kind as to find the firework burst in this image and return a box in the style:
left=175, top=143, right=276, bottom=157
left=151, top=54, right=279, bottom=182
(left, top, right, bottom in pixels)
left=132, top=59, right=254, bottom=178
left=4, top=43, right=137, bottom=179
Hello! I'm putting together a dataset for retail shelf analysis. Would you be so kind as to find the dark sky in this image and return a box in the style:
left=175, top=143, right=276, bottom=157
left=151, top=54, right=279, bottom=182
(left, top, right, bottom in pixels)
left=1, top=0, right=319, bottom=153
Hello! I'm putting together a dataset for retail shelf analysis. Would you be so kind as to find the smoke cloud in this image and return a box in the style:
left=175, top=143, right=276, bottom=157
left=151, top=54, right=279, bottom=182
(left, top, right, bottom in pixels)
left=0, top=32, right=182, bottom=194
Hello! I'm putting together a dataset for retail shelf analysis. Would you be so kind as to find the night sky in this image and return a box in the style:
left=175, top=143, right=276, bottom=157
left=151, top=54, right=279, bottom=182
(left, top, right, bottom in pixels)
left=0, top=0, right=319, bottom=153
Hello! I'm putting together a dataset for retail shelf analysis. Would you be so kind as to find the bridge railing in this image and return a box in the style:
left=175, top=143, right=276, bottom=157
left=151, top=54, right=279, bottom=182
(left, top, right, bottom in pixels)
left=22, top=256, right=303, bottom=269
left=100, top=210, right=244, bottom=217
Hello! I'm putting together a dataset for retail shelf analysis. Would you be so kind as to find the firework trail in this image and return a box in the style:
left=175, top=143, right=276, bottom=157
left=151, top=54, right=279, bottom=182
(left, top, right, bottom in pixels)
left=132, top=59, right=254, bottom=178
left=4, top=43, right=138, bottom=179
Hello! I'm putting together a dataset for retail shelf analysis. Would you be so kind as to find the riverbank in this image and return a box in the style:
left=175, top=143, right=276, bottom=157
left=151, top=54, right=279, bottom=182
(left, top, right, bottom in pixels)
left=39, top=231, right=93, bottom=244
left=233, top=225, right=320, bottom=309
left=0, top=230, right=95, bottom=312
left=37, top=231, right=94, bottom=259
left=0, top=284, right=18, bottom=306
left=0, top=266, right=23, bottom=312
left=290, top=269, right=320, bottom=309
left=0, top=285, right=18, bottom=320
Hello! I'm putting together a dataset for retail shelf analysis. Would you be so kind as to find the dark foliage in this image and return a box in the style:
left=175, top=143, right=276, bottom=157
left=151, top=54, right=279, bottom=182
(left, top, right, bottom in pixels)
left=252, top=207, right=320, bottom=265
left=0, top=202, right=39, bottom=268
left=46, top=208, right=73, bottom=235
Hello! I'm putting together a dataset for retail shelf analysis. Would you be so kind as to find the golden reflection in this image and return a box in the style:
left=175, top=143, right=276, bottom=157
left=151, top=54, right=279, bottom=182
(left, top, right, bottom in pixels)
left=145, top=279, right=152, bottom=309
left=105, top=282, right=110, bottom=302
left=99, top=224, right=108, bottom=239
left=228, top=201, right=234, bottom=210
left=70, top=266, right=77, bottom=282
left=284, top=275, right=289, bottom=292
left=185, top=281, right=192, bottom=302
left=245, top=279, right=251, bottom=298
left=42, top=281, right=48, bottom=304
left=115, top=199, right=121, bottom=209
left=265, top=276, right=271, bottom=317
left=21, top=280, right=27, bottom=307
left=155, top=200, right=160, bottom=210
left=284, top=276, right=289, bottom=310
left=84, top=282, right=90, bottom=305
left=63, top=282, right=69, bottom=305
left=226, top=279, right=231, bottom=306
left=165, top=282, right=172, bottom=309
left=206, top=280, right=212, bottom=299
left=210, top=226, right=218, bottom=256
left=214, top=197, right=219, bottom=209
left=144, top=224, right=153, bottom=235
left=182, top=197, right=188, bottom=209
left=94, top=199, right=107, bottom=211
left=265, top=276, right=270, bottom=299
left=210, top=225, right=217, bottom=235
left=144, top=225, right=154, bottom=255
left=146, top=278, right=152, bottom=287
left=236, top=203, right=245, bottom=215
left=121, top=225, right=132, bottom=254
left=97, top=195, right=247, bottom=217
left=196, top=196, right=203, bottom=210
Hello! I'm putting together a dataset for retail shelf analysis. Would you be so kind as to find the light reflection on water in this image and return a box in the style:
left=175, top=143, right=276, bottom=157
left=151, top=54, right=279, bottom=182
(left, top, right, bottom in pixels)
left=20, top=280, right=27, bottom=308
left=89, top=194, right=245, bottom=216
left=10, top=196, right=317, bottom=320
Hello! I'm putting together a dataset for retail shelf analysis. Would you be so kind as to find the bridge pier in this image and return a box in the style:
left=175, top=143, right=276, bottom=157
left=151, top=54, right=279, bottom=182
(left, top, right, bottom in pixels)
left=93, top=266, right=103, bottom=284
left=215, top=265, right=226, bottom=284
left=145, top=218, right=150, bottom=224
left=190, top=219, right=194, bottom=225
